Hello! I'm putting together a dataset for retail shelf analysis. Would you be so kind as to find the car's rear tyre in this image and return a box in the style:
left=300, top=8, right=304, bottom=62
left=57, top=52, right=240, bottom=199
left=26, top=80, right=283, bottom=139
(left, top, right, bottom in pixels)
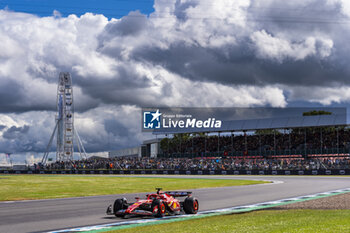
left=113, top=198, right=127, bottom=217
left=151, top=199, right=166, bottom=217
left=183, top=197, right=199, bottom=214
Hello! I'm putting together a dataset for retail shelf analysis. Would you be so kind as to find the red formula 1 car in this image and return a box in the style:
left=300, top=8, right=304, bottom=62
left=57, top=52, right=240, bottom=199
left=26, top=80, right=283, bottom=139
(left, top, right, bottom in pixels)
left=106, top=188, right=199, bottom=218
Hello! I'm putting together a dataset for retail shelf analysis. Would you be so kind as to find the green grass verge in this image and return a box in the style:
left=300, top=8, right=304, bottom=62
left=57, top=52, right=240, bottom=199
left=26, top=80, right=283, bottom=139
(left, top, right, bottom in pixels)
left=109, top=209, right=350, bottom=233
left=0, top=175, right=268, bottom=201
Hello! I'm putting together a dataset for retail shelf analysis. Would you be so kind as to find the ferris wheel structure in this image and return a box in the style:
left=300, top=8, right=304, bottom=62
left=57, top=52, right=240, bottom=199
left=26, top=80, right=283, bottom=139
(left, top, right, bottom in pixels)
left=42, top=72, right=87, bottom=164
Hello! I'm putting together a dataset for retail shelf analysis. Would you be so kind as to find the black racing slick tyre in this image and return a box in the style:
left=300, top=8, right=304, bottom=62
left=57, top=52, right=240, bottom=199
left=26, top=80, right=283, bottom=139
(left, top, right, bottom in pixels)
left=183, top=197, right=199, bottom=214
left=113, top=198, right=127, bottom=217
left=151, top=199, right=166, bottom=218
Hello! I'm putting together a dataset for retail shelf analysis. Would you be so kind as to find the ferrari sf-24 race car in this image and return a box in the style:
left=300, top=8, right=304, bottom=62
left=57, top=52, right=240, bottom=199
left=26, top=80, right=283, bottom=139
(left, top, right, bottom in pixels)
left=106, top=188, right=199, bottom=218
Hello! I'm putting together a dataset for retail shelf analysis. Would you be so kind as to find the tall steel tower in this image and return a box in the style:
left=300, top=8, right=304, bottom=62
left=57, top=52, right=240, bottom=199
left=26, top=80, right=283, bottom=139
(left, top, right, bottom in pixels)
left=42, top=72, right=87, bottom=164
left=56, top=72, right=74, bottom=161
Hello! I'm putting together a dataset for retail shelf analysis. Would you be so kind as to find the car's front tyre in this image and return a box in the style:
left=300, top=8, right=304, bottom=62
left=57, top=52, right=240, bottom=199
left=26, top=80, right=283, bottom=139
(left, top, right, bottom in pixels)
left=151, top=199, right=166, bottom=217
left=183, top=197, right=199, bottom=214
left=113, top=198, right=127, bottom=217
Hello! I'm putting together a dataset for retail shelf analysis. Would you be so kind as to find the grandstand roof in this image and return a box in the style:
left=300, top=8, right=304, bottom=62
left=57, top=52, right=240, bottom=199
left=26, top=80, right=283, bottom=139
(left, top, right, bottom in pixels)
left=153, top=114, right=347, bottom=134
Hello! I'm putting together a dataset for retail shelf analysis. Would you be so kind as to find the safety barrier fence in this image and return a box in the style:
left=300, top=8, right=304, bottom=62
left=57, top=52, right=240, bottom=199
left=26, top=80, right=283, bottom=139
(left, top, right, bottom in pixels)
left=1, top=169, right=350, bottom=175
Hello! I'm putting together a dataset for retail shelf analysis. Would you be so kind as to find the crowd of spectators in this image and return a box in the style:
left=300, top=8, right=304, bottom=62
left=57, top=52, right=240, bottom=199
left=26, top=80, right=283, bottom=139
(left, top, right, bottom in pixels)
left=44, top=156, right=350, bottom=171
left=42, top=127, right=350, bottom=171
left=163, top=128, right=350, bottom=156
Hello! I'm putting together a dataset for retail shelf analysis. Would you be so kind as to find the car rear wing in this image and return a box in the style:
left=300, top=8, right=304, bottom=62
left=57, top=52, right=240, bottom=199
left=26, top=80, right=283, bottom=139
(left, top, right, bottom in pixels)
left=165, top=191, right=192, bottom=197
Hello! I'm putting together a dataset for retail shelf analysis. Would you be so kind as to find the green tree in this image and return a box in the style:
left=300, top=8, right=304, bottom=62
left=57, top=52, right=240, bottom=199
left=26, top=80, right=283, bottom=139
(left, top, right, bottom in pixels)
left=302, top=110, right=332, bottom=116
left=160, top=138, right=170, bottom=152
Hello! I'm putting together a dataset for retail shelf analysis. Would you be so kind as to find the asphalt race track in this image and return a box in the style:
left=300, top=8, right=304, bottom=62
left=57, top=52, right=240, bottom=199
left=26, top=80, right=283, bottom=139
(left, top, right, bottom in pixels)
left=1, top=175, right=350, bottom=233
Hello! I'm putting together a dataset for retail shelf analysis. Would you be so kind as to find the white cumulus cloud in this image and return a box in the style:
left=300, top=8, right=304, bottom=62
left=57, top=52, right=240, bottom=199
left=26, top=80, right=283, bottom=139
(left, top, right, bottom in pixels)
left=0, top=0, right=350, bottom=160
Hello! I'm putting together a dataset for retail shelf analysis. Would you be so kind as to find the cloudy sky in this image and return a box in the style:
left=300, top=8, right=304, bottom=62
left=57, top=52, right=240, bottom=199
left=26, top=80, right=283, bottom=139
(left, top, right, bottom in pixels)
left=1, top=0, right=350, bottom=163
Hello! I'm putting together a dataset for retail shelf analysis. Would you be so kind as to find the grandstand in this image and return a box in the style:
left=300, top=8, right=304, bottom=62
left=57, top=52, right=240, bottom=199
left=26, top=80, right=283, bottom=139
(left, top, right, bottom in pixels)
left=110, top=112, right=350, bottom=160
left=153, top=113, right=349, bottom=159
